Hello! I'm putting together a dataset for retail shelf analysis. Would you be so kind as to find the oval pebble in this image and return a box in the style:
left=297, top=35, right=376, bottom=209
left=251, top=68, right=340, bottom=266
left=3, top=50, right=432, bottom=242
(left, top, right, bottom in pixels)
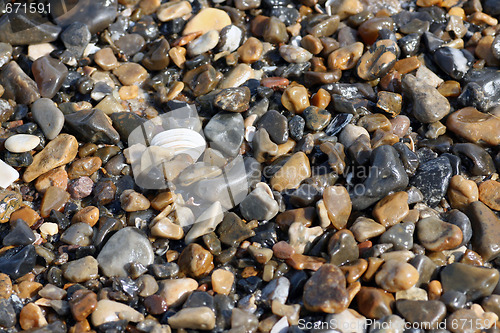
left=4, top=134, right=40, bottom=153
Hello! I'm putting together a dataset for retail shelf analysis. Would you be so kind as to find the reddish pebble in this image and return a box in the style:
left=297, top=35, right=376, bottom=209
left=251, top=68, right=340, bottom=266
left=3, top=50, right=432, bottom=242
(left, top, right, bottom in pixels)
left=261, top=77, right=290, bottom=90
left=68, top=177, right=94, bottom=199
left=272, top=241, right=296, bottom=259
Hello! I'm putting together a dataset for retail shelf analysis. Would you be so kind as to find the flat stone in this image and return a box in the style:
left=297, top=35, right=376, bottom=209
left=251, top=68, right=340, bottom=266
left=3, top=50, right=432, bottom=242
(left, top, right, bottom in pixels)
left=441, top=262, right=499, bottom=301
left=204, top=112, right=244, bottom=157
left=23, top=134, right=78, bottom=183
left=395, top=300, right=446, bottom=329
left=60, top=223, right=93, bottom=246
left=303, top=106, right=331, bottom=131
left=323, top=185, right=352, bottom=229
left=91, top=299, right=144, bottom=327
left=4, top=134, right=40, bottom=154
left=51, top=0, right=118, bottom=34
left=97, top=227, right=154, bottom=277
left=303, top=264, right=349, bottom=313
left=447, top=107, right=500, bottom=146
left=65, top=109, right=120, bottom=144
left=434, top=47, right=470, bottom=80
left=270, top=152, right=311, bottom=191
left=183, top=8, right=231, bottom=35
left=115, top=33, right=145, bottom=57
left=410, top=156, right=452, bottom=207
left=219, top=64, right=253, bottom=89
left=188, top=30, right=219, bottom=57
left=70, top=289, right=97, bottom=322
left=19, top=303, right=47, bottom=330
left=351, top=216, right=386, bottom=242
left=94, top=48, right=119, bottom=71
left=214, top=87, right=251, bottom=113
left=0, top=61, right=40, bottom=104
left=31, top=98, right=65, bottom=140
left=466, top=201, right=500, bottom=262
left=63, top=256, right=98, bottom=283
left=417, top=216, right=463, bottom=251
left=402, top=74, right=450, bottom=123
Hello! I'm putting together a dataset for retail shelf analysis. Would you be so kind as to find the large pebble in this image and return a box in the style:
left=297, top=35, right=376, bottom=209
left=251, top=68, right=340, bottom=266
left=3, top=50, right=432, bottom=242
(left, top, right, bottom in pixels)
left=0, top=61, right=40, bottom=104
left=279, top=45, right=313, bottom=63
left=187, top=30, right=220, bottom=57
left=410, top=156, right=452, bottom=207
left=466, top=201, right=500, bottom=262
left=434, top=47, right=470, bottom=80
left=4, top=134, right=40, bottom=154
left=31, top=56, right=68, bottom=99
left=219, top=64, right=253, bottom=89
left=23, top=134, right=78, bottom=183
left=205, top=113, right=244, bottom=157
left=270, top=152, right=311, bottom=191
left=396, top=300, right=446, bottom=329
left=214, top=87, right=251, bottom=113
left=183, top=8, right=232, bottom=35
left=97, top=227, right=154, bottom=277
left=51, top=0, right=118, bottom=34
left=169, top=307, right=216, bottom=330
left=417, top=216, right=463, bottom=251
left=65, top=109, right=120, bottom=144
left=323, top=185, right=352, bottom=229
left=447, top=107, right=500, bottom=146
left=372, top=192, right=409, bottom=227
left=441, top=262, right=499, bottom=301
left=303, top=264, right=349, bottom=313
left=356, top=287, right=394, bottom=319
left=63, top=256, right=98, bottom=283
left=375, top=260, right=419, bottom=293
left=91, top=300, right=144, bottom=327
left=158, top=278, right=198, bottom=306
left=31, top=98, right=65, bottom=140
left=240, top=186, right=279, bottom=221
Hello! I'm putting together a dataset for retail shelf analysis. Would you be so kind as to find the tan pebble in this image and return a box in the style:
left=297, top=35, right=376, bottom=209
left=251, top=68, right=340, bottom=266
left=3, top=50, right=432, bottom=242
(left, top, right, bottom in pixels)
left=281, top=82, right=310, bottom=114
left=211, top=269, right=234, bottom=295
left=323, top=185, right=352, bottom=229
left=139, top=0, right=161, bottom=15
left=158, top=278, right=198, bottom=307
left=178, top=243, right=214, bottom=278
left=286, top=253, right=326, bottom=271
left=270, top=152, right=311, bottom=191
left=469, top=12, right=498, bottom=26
left=70, top=289, right=98, bottom=321
left=272, top=300, right=300, bottom=325
left=183, top=8, right=231, bottom=35
left=168, top=307, right=216, bottom=330
left=157, top=1, right=192, bottom=22
left=351, top=216, right=386, bottom=242
left=393, top=56, right=420, bottom=74
left=311, top=88, right=331, bottom=109
left=373, top=192, right=409, bottom=227
left=113, top=63, right=148, bottom=86
left=475, top=35, right=500, bottom=66
left=447, top=107, right=500, bottom=146
left=238, top=37, right=263, bottom=64
left=438, top=80, right=461, bottom=97
left=151, top=217, right=184, bottom=240
left=23, top=134, right=78, bottom=183
left=20, top=303, right=48, bottom=330
left=0, top=273, right=12, bottom=299
left=169, top=46, right=186, bottom=68
left=10, top=206, right=40, bottom=227
left=478, top=180, right=500, bottom=211
left=375, top=260, right=419, bottom=292
left=447, top=175, right=479, bottom=211
left=428, top=280, right=442, bottom=300
left=363, top=257, right=385, bottom=282
left=219, top=64, right=253, bottom=89
left=118, top=85, right=139, bottom=100
left=72, top=206, right=100, bottom=227
left=39, top=222, right=58, bottom=236
left=34, top=166, right=68, bottom=193
left=94, top=48, right=119, bottom=71
left=68, top=156, right=101, bottom=179
left=91, top=299, right=144, bottom=327
left=17, top=281, right=43, bottom=299
left=272, top=241, right=296, bottom=259
left=425, top=121, right=447, bottom=139
left=120, top=189, right=150, bottom=212
left=166, top=81, right=184, bottom=101
left=328, top=42, right=364, bottom=70
left=40, top=186, right=70, bottom=218
left=301, top=35, right=324, bottom=55
left=151, top=191, right=174, bottom=211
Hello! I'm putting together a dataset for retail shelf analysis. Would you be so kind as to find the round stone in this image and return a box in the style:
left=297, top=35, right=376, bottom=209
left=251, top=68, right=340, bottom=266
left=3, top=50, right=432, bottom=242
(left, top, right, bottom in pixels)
left=4, top=134, right=40, bottom=153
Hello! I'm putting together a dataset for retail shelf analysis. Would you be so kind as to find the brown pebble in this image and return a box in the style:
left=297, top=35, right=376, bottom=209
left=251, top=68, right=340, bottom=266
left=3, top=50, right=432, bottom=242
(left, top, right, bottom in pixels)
left=144, top=295, right=168, bottom=315
left=311, top=88, right=331, bottom=109
left=40, top=186, right=70, bottom=218
left=10, top=206, right=40, bottom=227
left=438, top=80, right=461, bottom=97
left=375, top=260, right=419, bottom=292
left=478, top=180, right=500, bottom=211
left=358, top=17, right=395, bottom=45
left=120, top=190, right=150, bottom=212
left=70, top=289, right=98, bottom=322
left=281, top=83, right=310, bottom=114
left=428, top=280, right=442, bottom=300
left=118, top=85, right=139, bottom=100
left=211, top=269, right=234, bottom=295
left=270, top=152, right=311, bottom=191
left=17, top=281, right=42, bottom=299
left=393, top=56, right=420, bottom=74
left=72, top=206, right=100, bottom=227
left=20, top=303, right=48, bottom=330
left=113, top=63, right=148, bottom=86
left=447, top=107, right=500, bottom=146
left=372, top=192, right=409, bottom=227
left=356, top=287, right=394, bottom=319
left=178, top=243, right=214, bottom=278
left=340, top=259, right=368, bottom=283
left=34, top=166, right=68, bottom=194
left=0, top=273, right=12, bottom=299
left=286, top=253, right=325, bottom=271
left=323, top=185, right=352, bottom=229
left=447, top=175, right=479, bottom=211
left=328, top=42, right=364, bottom=70
left=237, top=37, right=263, bottom=63
left=68, top=157, right=102, bottom=179
left=151, top=191, right=174, bottom=211
left=272, top=241, right=296, bottom=260
left=301, top=35, right=324, bottom=55
left=303, top=264, right=349, bottom=313
left=94, top=48, right=119, bottom=71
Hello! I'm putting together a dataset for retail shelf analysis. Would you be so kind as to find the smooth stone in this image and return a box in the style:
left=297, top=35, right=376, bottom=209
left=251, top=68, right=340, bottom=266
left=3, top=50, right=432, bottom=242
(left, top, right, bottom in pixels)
left=372, top=192, right=409, bottom=228
left=217, top=212, right=255, bottom=247
left=263, top=17, right=289, bottom=44
left=380, top=222, right=415, bottom=251
left=63, top=256, right=98, bottom=283
left=395, top=300, right=446, bottom=329
left=441, top=262, right=499, bottom=301
left=0, top=61, right=40, bottom=104
left=178, top=243, right=214, bottom=278
left=60, top=223, right=93, bottom=246
left=214, top=87, right=251, bottom=113
left=445, top=210, right=472, bottom=247
left=110, top=112, right=145, bottom=142
left=451, top=143, right=496, bottom=176
left=466, top=201, right=500, bottom=262
left=479, top=180, right=500, bottom=211
left=279, top=45, right=313, bottom=63
left=482, top=295, right=500, bottom=317
left=97, top=227, right=154, bottom=277
left=65, top=109, right=120, bottom=144
left=271, top=152, right=311, bottom=191
left=94, top=48, right=119, bottom=71
left=60, top=22, right=91, bottom=58
left=328, top=229, right=359, bottom=266
left=410, top=156, right=452, bottom=207
left=375, top=260, right=419, bottom=292
left=289, top=115, right=305, bottom=141
left=23, top=134, right=78, bottom=182
left=4, top=134, right=40, bottom=153
left=188, top=30, right=220, bottom=57
left=31, top=56, right=68, bottom=99
left=31, top=98, right=64, bottom=140
left=158, top=278, right=198, bottom=307
left=183, top=8, right=231, bottom=35
left=219, top=64, right=253, bottom=89
left=91, top=300, right=144, bottom=327
left=402, top=74, right=450, bottom=123
left=323, top=185, right=352, bottom=229
left=350, top=145, right=409, bottom=210
left=447, top=107, right=500, bottom=146
left=417, top=216, right=463, bottom=251
left=434, top=47, right=470, bottom=80
left=0, top=161, right=19, bottom=189
left=0, top=299, right=15, bottom=327
left=0, top=12, right=61, bottom=45
left=168, top=307, right=216, bottom=330
left=257, top=110, right=289, bottom=145
left=0, top=43, right=11, bottom=67
left=303, top=106, right=331, bottom=131
left=237, top=36, right=262, bottom=63
left=218, top=25, right=243, bottom=54
left=3, top=219, right=35, bottom=246
left=240, top=186, right=279, bottom=221
left=447, top=175, right=479, bottom=211
left=113, top=63, right=148, bottom=86
left=0, top=245, right=36, bottom=279
left=357, top=39, right=399, bottom=81
left=303, top=264, right=349, bottom=313
left=51, top=0, right=118, bottom=34
left=351, top=216, right=386, bottom=242
left=212, top=269, right=234, bottom=295
left=115, top=34, right=145, bottom=57
left=356, top=287, right=394, bottom=319
left=458, top=69, right=500, bottom=112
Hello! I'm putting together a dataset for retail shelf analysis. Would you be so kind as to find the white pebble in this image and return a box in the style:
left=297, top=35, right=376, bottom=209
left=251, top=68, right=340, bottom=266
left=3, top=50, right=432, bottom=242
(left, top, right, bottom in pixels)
left=40, top=223, right=59, bottom=236
left=4, top=134, right=40, bottom=153
left=0, top=159, right=19, bottom=189
left=28, top=43, right=56, bottom=61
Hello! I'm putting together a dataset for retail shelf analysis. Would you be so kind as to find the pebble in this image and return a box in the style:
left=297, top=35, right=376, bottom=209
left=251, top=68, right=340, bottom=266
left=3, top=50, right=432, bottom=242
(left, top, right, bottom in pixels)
left=51, top=0, right=117, bottom=34
left=212, top=269, right=234, bottom=295
left=19, top=303, right=47, bottom=330
left=281, top=83, right=310, bottom=114
left=60, top=223, right=93, bottom=246
left=158, top=278, right=198, bottom=306
left=64, top=109, right=120, bottom=144
left=40, top=186, right=70, bottom=217
left=441, top=263, right=499, bottom=301
left=375, top=260, right=419, bottom=293
left=280, top=45, right=313, bottom=63
left=115, top=34, right=145, bottom=56
left=70, top=289, right=97, bottom=322
left=23, top=134, right=78, bottom=183
left=351, top=217, right=386, bottom=242
left=357, top=39, right=398, bottom=81
left=72, top=206, right=99, bottom=226
left=303, top=106, right=331, bottom=131
left=94, top=48, right=119, bottom=71
left=217, top=212, right=255, bottom=246
left=63, top=256, right=98, bottom=283
left=434, top=47, right=470, bottom=80
left=157, top=1, right=191, bottom=21
left=3, top=219, right=35, bottom=246
left=183, top=8, right=232, bottom=35
left=35, top=166, right=68, bottom=193
left=328, top=229, right=359, bottom=266
left=178, top=243, right=214, bottom=278
left=219, top=64, right=253, bottom=89
left=31, top=98, right=65, bottom=140
left=402, top=74, right=450, bottom=123
left=356, top=287, right=394, bottom=319
left=0, top=61, right=40, bottom=104
left=113, top=63, right=148, bottom=85
left=0, top=160, right=19, bottom=189
left=91, top=299, right=144, bottom=327
left=328, top=42, right=364, bottom=70
left=97, top=227, right=154, bottom=277
left=458, top=69, right=500, bottom=112
left=410, top=156, right=452, bottom=207
left=396, top=300, right=446, bottom=329
left=380, top=222, right=415, bottom=251
left=120, top=190, right=150, bottom=212
left=447, top=107, right=500, bottom=146
left=372, top=192, right=409, bottom=227
left=303, top=264, right=349, bottom=313
left=478, top=180, right=500, bottom=211
left=447, top=175, right=479, bottom=211
left=0, top=273, right=12, bottom=299
left=451, top=143, right=496, bottom=176
left=4, top=134, right=40, bottom=153
left=205, top=112, right=244, bottom=156
left=466, top=201, right=500, bottom=262
left=214, top=87, right=251, bottom=112
left=270, top=152, right=311, bottom=191
left=169, top=307, right=216, bottom=330
left=218, top=25, right=243, bottom=53
left=240, top=186, right=279, bottom=221
left=263, top=17, right=289, bottom=44
left=417, top=216, right=463, bottom=252
left=188, top=30, right=220, bottom=57
left=61, top=22, right=91, bottom=58
left=257, top=110, right=289, bottom=144
left=31, top=56, right=68, bottom=99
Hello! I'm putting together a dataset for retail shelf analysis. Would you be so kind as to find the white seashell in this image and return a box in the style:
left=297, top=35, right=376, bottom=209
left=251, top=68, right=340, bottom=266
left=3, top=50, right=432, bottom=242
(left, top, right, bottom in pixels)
left=151, top=128, right=206, bottom=162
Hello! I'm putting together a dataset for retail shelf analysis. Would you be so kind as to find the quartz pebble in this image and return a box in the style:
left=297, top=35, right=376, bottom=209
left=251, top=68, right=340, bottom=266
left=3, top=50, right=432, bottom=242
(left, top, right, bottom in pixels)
left=4, top=134, right=40, bottom=153
left=91, top=300, right=144, bottom=327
